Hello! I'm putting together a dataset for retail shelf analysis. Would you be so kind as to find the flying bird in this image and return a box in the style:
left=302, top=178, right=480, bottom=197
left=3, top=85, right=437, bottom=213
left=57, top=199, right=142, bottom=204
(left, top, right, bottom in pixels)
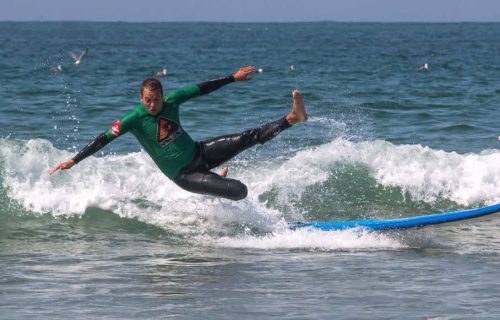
left=69, top=48, right=89, bottom=65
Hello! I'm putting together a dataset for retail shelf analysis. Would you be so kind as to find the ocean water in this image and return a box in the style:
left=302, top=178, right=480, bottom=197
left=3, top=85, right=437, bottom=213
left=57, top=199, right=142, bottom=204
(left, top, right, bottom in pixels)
left=1, top=22, right=500, bottom=319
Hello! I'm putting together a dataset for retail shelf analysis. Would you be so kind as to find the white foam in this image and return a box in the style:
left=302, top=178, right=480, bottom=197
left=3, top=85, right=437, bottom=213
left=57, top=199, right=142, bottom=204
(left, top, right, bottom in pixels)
left=0, top=138, right=281, bottom=236
left=245, top=138, right=500, bottom=207
left=2, top=137, right=500, bottom=249
left=210, top=228, right=404, bottom=251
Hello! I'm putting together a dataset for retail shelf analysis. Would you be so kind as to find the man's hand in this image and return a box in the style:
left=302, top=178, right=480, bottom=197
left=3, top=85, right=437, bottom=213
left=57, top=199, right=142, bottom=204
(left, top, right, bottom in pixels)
left=49, top=159, right=76, bottom=175
left=233, top=66, right=254, bottom=82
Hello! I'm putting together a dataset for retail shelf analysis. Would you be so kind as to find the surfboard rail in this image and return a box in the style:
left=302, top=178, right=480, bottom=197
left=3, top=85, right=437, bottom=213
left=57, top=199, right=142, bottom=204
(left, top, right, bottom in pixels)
left=289, top=204, right=500, bottom=231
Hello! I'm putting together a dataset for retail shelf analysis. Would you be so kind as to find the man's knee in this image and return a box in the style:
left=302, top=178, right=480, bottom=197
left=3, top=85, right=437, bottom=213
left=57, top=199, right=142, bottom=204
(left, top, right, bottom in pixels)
left=227, top=181, right=248, bottom=201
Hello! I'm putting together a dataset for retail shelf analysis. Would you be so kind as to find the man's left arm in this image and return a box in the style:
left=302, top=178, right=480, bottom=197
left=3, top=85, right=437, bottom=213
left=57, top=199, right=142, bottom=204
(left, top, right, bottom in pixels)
left=198, top=66, right=254, bottom=95
left=172, top=66, right=255, bottom=105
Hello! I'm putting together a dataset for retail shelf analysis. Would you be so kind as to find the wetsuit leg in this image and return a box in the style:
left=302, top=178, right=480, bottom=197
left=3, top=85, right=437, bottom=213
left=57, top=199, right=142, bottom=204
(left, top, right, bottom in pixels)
left=173, top=117, right=290, bottom=201
left=173, top=143, right=248, bottom=200
left=201, top=117, right=291, bottom=169
left=174, top=170, right=248, bottom=201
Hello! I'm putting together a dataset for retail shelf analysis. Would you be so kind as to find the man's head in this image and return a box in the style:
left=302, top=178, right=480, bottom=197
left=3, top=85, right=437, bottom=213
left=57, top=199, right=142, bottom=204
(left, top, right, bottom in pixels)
left=141, top=78, right=164, bottom=116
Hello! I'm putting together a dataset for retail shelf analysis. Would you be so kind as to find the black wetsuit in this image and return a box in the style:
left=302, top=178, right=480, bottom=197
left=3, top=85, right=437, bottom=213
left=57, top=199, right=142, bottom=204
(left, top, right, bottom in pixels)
left=173, top=117, right=291, bottom=200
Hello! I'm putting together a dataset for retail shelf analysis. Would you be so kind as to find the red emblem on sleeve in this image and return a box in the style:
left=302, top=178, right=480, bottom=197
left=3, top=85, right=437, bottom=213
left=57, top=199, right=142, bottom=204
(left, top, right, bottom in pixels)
left=111, top=120, right=121, bottom=137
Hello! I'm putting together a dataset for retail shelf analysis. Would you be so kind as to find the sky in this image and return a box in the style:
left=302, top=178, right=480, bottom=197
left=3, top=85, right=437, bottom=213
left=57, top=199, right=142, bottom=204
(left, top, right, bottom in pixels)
left=1, top=0, right=500, bottom=22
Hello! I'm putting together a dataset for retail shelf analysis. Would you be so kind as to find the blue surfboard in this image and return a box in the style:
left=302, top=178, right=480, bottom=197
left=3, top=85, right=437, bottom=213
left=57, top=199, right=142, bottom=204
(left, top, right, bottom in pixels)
left=289, top=204, right=500, bottom=231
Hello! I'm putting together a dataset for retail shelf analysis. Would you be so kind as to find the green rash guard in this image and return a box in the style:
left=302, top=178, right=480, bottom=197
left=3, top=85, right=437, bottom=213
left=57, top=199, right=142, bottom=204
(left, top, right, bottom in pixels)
left=104, top=85, right=201, bottom=179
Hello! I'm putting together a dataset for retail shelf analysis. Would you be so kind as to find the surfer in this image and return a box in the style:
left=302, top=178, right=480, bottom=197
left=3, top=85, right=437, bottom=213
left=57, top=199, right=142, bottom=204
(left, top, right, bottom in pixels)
left=49, top=66, right=308, bottom=201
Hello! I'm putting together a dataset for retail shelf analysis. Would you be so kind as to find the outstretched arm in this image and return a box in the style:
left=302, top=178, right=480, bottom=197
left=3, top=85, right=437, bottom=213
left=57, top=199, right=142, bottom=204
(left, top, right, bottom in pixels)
left=198, top=66, right=255, bottom=95
left=49, top=133, right=110, bottom=175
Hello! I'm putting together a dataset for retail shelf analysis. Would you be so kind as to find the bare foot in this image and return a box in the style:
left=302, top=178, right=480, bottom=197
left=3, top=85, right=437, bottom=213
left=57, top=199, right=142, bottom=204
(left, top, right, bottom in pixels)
left=219, top=167, right=229, bottom=177
left=286, top=90, right=308, bottom=125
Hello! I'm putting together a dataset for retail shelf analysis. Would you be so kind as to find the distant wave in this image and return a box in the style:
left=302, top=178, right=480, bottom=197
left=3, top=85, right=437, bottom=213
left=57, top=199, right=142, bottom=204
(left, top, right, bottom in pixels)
left=432, top=124, right=481, bottom=133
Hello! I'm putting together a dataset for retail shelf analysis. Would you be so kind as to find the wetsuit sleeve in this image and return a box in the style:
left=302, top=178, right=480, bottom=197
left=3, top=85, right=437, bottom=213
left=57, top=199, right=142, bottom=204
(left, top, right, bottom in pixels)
left=72, top=110, right=138, bottom=164
left=167, top=75, right=235, bottom=105
left=104, top=110, right=138, bottom=141
left=167, top=85, right=202, bottom=105
left=72, top=133, right=110, bottom=164
left=198, top=75, right=235, bottom=95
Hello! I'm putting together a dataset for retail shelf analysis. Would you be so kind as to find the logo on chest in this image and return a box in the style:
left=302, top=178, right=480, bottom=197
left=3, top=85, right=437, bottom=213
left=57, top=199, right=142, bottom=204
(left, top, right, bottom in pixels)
left=157, top=117, right=182, bottom=146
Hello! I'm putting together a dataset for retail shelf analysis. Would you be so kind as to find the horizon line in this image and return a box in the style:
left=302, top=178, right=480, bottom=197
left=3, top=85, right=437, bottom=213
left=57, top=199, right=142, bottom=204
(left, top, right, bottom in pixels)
left=1, top=20, right=499, bottom=23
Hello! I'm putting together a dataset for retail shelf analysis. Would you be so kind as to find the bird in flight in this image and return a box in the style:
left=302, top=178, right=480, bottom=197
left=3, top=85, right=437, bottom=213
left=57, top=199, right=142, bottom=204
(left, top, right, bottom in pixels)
left=69, top=48, right=89, bottom=65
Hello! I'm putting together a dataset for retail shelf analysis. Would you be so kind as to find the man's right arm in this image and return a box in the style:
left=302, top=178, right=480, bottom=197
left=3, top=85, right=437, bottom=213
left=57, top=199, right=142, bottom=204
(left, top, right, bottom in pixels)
left=71, top=133, right=110, bottom=164
left=49, top=111, right=136, bottom=175
left=48, top=132, right=112, bottom=175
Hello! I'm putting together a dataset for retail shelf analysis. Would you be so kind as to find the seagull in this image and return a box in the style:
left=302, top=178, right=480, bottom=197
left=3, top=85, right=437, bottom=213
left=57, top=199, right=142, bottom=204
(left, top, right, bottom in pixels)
left=50, top=64, right=63, bottom=72
left=289, top=65, right=295, bottom=71
left=154, top=69, right=168, bottom=77
left=69, top=48, right=88, bottom=65
left=417, top=63, right=429, bottom=72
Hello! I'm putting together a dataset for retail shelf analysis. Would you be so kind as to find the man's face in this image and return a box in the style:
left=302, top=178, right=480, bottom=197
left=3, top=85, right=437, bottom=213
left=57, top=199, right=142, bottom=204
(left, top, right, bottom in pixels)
left=141, top=88, right=163, bottom=116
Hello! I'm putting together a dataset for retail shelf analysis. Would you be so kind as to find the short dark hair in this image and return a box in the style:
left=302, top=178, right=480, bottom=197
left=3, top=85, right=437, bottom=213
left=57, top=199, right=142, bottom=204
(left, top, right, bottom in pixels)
left=141, top=78, right=163, bottom=97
